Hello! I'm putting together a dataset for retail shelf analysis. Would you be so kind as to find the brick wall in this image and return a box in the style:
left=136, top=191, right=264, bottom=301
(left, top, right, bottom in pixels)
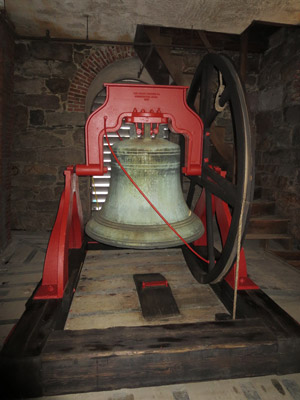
left=67, top=46, right=135, bottom=112
left=255, top=27, right=300, bottom=246
left=0, top=13, right=14, bottom=251
left=11, top=41, right=135, bottom=231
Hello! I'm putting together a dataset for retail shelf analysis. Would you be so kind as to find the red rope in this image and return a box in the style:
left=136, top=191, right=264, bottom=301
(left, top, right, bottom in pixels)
left=116, top=130, right=123, bottom=141
left=104, top=128, right=210, bottom=264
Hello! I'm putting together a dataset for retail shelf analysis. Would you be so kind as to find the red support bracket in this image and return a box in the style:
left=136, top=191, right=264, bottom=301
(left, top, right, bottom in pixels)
left=76, top=83, right=204, bottom=176
left=34, top=167, right=84, bottom=299
left=214, top=195, right=259, bottom=290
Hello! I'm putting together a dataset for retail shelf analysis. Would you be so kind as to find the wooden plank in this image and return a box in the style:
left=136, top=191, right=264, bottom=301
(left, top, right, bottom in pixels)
left=268, top=250, right=300, bottom=260
left=246, top=233, right=292, bottom=240
left=71, top=285, right=219, bottom=315
left=75, top=271, right=201, bottom=296
left=0, top=284, right=37, bottom=301
left=77, top=274, right=188, bottom=292
left=288, top=260, right=300, bottom=268
left=0, top=300, right=26, bottom=321
left=247, top=218, right=289, bottom=234
left=250, top=200, right=275, bottom=217
left=0, top=271, right=41, bottom=284
left=143, top=26, right=191, bottom=86
left=198, top=30, right=213, bottom=52
left=41, top=319, right=278, bottom=395
left=134, top=273, right=179, bottom=319
left=0, top=248, right=85, bottom=356
left=67, top=281, right=224, bottom=330
left=46, top=319, right=275, bottom=357
left=84, top=248, right=185, bottom=265
left=0, top=264, right=43, bottom=274
left=7, top=244, right=36, bottom=264
left=134, top=25, right=170, bottom=85
left=264, top=290, right=300, bottom=324
left=65, top=305, right=227, bottom=330
left=68, top=248, right=225, bottom=329
left=81, top=261, right=187, bottom=277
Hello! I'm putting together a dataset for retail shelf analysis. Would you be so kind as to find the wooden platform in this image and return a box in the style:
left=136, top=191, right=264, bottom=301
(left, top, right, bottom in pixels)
left=66, top=248, right=227, bottom=330
left=1, top=240, right=300, bottom=398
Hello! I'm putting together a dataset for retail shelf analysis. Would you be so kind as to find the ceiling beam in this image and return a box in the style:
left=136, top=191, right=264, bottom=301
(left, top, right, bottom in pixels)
left=197, top=30, right=213, bottom=53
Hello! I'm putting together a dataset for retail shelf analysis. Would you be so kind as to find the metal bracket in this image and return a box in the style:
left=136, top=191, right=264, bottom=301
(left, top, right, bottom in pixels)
left=76, top=83, right=204, bottom=176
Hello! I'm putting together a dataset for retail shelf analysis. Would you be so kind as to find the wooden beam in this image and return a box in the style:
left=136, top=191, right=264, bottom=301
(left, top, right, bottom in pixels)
left=239, top=30, right=248, bottom=83
left=41, top=318, right=277, bottom=395
left=198, top=30, right=213, bottom=53
left=134, top=25, right=170, bottom=85
left=143, top=26, right=189, bottom=86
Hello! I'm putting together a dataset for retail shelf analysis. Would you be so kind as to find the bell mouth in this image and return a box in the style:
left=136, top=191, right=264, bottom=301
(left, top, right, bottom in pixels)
left=85, top=213, right=204, bottom=249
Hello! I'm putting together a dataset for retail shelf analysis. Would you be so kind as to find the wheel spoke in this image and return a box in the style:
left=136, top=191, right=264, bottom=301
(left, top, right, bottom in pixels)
left=204, top=165, right=236, bottom=193
left=205, top=191, right=215, bottom=271
left=190, top=176, right=236, bottom=207
left=186, top=180, right=196, bottom=208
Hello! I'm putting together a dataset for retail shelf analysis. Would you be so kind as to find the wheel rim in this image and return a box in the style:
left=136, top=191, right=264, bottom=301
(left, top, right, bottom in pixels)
left=184, top=53, right=254, bottom=284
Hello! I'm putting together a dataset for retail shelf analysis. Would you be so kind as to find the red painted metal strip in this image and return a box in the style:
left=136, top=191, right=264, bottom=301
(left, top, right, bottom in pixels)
left=142, top=280, right=169, bottom=289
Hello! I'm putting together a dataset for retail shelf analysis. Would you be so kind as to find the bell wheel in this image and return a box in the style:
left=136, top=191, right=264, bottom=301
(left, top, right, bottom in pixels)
left=184, top=53, right=254, bottom=284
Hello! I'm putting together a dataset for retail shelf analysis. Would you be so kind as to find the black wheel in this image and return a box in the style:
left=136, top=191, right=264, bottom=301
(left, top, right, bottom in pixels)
left=183, top=53, right=254, bottom=284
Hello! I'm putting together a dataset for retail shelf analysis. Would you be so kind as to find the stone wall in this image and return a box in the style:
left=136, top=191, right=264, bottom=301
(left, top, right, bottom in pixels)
left=0, top=13, right=14, bottom=251
left=255, top=27, right=300, bottom=246
left=11, top=41, right=135, bottom=231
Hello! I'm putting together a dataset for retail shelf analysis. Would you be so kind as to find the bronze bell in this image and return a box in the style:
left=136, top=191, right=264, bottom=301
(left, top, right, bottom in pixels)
left=85, top=124, right=204, bottom=248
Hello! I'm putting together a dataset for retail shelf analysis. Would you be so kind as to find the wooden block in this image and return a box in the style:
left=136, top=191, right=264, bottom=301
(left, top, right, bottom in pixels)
left=41, top=319, right=278, bottom=396
left=134, top=274, right=180, bottom=319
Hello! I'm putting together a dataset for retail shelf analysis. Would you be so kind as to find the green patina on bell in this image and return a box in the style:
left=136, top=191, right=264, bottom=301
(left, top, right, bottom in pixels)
left=86, top=124, right=204, bottom=248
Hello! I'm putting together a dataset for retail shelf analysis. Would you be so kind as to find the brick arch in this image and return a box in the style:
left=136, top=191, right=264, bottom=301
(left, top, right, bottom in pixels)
left=67, top=46, right=135, bottom=112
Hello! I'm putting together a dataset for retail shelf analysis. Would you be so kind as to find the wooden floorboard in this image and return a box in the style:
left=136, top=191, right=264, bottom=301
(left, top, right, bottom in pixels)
left=66, top=248, right=226, bottom=330
left=0, top=240, right=45, bottom=351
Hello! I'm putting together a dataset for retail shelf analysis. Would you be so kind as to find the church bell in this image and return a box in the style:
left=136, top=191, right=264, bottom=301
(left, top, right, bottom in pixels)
left=86, top=123, right=204, bottom=248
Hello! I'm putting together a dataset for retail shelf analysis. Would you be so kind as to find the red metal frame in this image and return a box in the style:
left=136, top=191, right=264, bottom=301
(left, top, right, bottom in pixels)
left=76, top=84, right=204, bottom=176
left=34, top=167, right=84, bottom=299
left=34, top=84, right=254, bottom=299
left=35, top=84, right=204, bottom=299
left=193, top=185, right=258, bottom=290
